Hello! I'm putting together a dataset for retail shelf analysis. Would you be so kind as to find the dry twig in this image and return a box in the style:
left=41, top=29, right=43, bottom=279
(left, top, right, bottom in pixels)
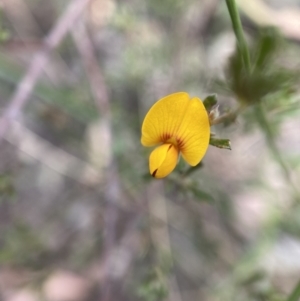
left=72, top=21, right=123, bottom=301
left=0, top=0, right=92, bottom=142
left=6, top=120, right=102, bottom=185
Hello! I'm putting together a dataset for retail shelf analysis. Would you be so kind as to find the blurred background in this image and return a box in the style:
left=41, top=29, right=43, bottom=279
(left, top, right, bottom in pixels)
left=0, top=0, right=300, bottom=300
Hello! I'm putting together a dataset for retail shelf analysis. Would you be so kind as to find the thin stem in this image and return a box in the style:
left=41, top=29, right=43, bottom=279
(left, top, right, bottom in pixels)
left=72, top=21, right=110, bottom=117
left=225, top=0, right=299, bottom=200
left=73, top=22, right=121, bottom=301
left=225, top=0, right=251, bottom=72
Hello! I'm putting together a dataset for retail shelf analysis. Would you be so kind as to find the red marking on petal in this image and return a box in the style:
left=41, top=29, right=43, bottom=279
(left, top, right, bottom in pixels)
left=161, top=133, right=171, bottom=142
left=177, top=137, right=185, bottom=149
left=152, top=169, right=158, bottom=177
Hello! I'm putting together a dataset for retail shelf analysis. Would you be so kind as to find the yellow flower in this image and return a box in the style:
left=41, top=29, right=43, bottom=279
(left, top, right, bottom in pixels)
left=141, top=92, right=210, bottom=178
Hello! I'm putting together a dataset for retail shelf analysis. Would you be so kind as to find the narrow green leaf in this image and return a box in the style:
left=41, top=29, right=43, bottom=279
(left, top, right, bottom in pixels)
left=209, top=138, right=231, bottom=150
left=254, top=27, right=281, bottom=69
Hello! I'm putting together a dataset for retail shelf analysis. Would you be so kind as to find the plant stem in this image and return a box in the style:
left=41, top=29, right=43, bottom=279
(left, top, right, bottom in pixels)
left=225, top=0, right=299, bottom=200
left=225, top=0, right=251, bottom=72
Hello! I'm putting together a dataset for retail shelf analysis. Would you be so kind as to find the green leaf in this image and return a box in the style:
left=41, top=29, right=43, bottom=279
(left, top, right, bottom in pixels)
left=203, top=94, right=218, bottom=111
left=254, top=27, right=281, bottom=70
left=224, top=26, right=296, bottom=106
left=209, top=138, right=231, bottom=150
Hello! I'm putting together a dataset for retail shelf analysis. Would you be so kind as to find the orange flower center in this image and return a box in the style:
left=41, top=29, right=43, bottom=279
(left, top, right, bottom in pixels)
left=163, top=135, right=184, bottom=150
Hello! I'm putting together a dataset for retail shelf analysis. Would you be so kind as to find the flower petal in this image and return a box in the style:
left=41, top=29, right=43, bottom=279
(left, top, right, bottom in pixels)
left=141, top=92, right=190, bottom=146
left=149, top=143, right=178, bottom=178
left=176, top=97, right=210, bottom=166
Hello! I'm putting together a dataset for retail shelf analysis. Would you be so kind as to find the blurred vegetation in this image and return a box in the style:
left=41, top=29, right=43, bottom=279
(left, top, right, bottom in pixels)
left=0, top=0, right=300, bottom=301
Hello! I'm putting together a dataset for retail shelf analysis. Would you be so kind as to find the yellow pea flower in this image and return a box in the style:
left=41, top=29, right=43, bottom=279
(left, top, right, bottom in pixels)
left=141, top=92, right=210, bottom=178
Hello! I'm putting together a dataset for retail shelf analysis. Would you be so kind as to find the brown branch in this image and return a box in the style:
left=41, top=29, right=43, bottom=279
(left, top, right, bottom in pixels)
left=0, top=0, right=92, bottom=142
left=72, top=22, right=121, bottom=301
left=6, top=120, right=102, bottom=186
left=72, top=22, right=110, bottom=117
left=1, top=0, right=42, bottom=38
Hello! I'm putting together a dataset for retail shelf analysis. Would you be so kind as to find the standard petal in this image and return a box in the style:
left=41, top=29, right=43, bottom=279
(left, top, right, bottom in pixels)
left=141, top=92, right=190, bottom=146
left=176, top=97, right=210, bottom=166
left=149, top=143, right=179, bottom=178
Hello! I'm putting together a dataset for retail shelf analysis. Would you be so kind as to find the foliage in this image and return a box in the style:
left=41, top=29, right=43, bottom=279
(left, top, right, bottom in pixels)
left=0, top=0, right=299, bottom=301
